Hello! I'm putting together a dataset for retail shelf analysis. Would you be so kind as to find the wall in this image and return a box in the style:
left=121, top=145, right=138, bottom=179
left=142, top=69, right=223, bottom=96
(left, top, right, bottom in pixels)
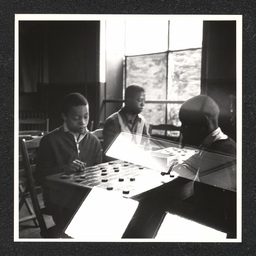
left=19, top=21, right=101, bottom=131
left=19, top=20, right=237, bottom=135
left=103, top=20, right=125, bottom=121
left=201, top=21, right=236, bottom=140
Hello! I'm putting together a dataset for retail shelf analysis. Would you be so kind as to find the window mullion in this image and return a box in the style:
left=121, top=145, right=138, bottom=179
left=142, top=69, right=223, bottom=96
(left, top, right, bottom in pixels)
left=165, top=53, right=168, bottom=134
left=165, top=20, right=170, bottom=130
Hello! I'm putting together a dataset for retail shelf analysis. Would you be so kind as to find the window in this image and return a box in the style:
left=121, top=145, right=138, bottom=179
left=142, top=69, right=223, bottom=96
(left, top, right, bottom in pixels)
left=125, top=19, right=203, bottom=127
left=126, top=52, right=167, bottom=124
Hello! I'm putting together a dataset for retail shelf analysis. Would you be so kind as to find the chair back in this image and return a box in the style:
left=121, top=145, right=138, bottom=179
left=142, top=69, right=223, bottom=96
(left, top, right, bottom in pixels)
left=19, top=111, right=49, bottom=134
left=149, top=124, right=181, bottom=141
left=98, top=121, right=104, bottom=129
left=91, top=128, right=103, bottom=139
left=20, top=137, right=48, bottom=236
left=91, top=128, right=104, bottom=149
left=88, top=120, right=94, bottom=131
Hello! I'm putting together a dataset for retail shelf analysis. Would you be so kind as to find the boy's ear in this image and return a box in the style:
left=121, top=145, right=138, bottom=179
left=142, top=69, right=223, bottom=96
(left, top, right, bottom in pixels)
left=200, top=114, right=210, bottom=134
left=61, top=113, right=66, bottom=121
left=202, top=114, right=209, bottom=127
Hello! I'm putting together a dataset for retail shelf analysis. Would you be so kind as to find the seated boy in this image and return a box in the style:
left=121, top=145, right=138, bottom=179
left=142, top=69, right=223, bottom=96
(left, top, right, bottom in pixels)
left=35, top=93, right=102, bottom=228
left=172, top=95, right=236, bottom=191
left=103, top=85, right=149, bottom=160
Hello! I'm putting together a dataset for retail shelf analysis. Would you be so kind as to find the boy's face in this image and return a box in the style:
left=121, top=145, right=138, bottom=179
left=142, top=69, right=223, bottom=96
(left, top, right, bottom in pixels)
left=180, top=121, right=204, bottom=147
left=127, top=92, right=145, bottom=115
left=180, top=113, right=207, bottom=148
left=63, top=105, right=89, bottom=134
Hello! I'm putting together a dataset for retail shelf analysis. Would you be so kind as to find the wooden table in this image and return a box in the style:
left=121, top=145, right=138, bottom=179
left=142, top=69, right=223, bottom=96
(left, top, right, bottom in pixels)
left=45, top=160, right=236, bottom=239
left=45, top=160, right=177, bottom=210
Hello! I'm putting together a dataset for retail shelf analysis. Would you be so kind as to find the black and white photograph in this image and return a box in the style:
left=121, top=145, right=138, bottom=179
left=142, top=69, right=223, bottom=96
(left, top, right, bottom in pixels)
left=14, top=14, right=242, bottom=242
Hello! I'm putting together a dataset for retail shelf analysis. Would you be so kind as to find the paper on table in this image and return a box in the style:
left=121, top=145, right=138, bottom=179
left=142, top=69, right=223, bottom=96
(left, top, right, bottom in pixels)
left=155, top=212, right=227, bottom=242
left=64, top=187, right=138, bottom=241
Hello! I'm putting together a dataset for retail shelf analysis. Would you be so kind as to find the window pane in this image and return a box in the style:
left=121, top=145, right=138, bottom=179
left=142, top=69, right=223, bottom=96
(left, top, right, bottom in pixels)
left=142, top=103, right=166, bottom=125
left=169, top=20, right=203, bottom=51
left=126, top=53, right=167, bottom=100
left=167, top=103, right=182, bottom=126
left=166, top=103, right=181, bottom=137
left=125, top=20, right=168, bottom=55
left=168, top=49, right=201, bottom=101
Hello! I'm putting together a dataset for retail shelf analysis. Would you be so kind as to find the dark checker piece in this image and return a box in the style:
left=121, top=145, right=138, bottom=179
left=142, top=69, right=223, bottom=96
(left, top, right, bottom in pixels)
left=53, top=160, right=171, bottom=198
left=75, top=178, right=84, bottom=183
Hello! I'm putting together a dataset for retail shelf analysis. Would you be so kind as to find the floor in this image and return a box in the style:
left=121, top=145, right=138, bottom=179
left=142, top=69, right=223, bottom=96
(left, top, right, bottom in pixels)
left=19, top=192, right=55, bottom=239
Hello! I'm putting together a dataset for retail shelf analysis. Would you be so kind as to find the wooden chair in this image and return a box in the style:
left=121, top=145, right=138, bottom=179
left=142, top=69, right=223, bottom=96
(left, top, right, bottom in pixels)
left=19, top=111, right=49, bottom=135
left=19, top=137, right=41, bottom=226
left=91, top=128, right=104, bottom=149
left=19, top=137, right=62, bottom=238
left=97, top=121, right=104, bottom=129
left=88, top=120, right=94, bottom=131
left=88, top=120, right=104, bottom=131
left=19, top=183, right=38, bottom=226
left=19, top=118, right=49, bottom=133
left=149, top=124, right=181, bottom=142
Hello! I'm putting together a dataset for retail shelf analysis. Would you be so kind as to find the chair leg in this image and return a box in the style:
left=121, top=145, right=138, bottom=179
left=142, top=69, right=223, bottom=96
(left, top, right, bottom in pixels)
left=19, top=185, right=38, bottom=226
left=24, top=198, right=38, bottom=227
left=19, top=185, right=26, bottom=210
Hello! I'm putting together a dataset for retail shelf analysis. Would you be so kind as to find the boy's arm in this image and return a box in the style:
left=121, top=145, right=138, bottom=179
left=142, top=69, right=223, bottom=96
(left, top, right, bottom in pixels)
left=171, top=154, right=200, bottom=180
left=102, top=118, right=120, bottom=162
left=35, top=136, right=69, bottom=185
left=103, top=118, right=120, bottom=152
left=142, top=121, right=150, bottom=137
left=35, top=136, right=57, bottom=185
left=93, top=138, right=103, bottom=165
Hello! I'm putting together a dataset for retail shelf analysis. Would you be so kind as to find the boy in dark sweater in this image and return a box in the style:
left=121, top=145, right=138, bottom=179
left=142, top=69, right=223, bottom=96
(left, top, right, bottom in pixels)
left=35, top=93, right=102, bottom=228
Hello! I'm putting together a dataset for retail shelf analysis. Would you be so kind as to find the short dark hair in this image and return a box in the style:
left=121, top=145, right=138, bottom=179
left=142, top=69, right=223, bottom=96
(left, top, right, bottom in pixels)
left=125, top=85, right=145, bottom=100
left=62, top=93, right=88, bottom=115
left=179, top=95, right=220, bottom=125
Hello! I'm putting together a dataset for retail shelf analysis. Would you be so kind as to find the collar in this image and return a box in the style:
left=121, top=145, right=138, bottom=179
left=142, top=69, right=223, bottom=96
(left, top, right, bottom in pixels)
left=63, top=122, right=88, bottom=144
left=200, top=127, right=228, bottom=149
left=63, top=122, right=70, bottom=133
left=119, top=107, right=141, bottom=126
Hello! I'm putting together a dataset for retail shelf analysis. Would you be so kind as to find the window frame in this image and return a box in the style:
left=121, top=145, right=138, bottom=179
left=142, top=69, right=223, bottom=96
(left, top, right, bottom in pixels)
left=123, top=48, right=202, bottom=125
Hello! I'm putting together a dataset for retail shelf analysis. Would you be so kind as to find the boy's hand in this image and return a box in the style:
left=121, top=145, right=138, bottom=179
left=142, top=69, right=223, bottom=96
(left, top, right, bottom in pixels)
left=161, top=159, right=179, bottom=176
left=67, top=159, right=87, bottom=173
